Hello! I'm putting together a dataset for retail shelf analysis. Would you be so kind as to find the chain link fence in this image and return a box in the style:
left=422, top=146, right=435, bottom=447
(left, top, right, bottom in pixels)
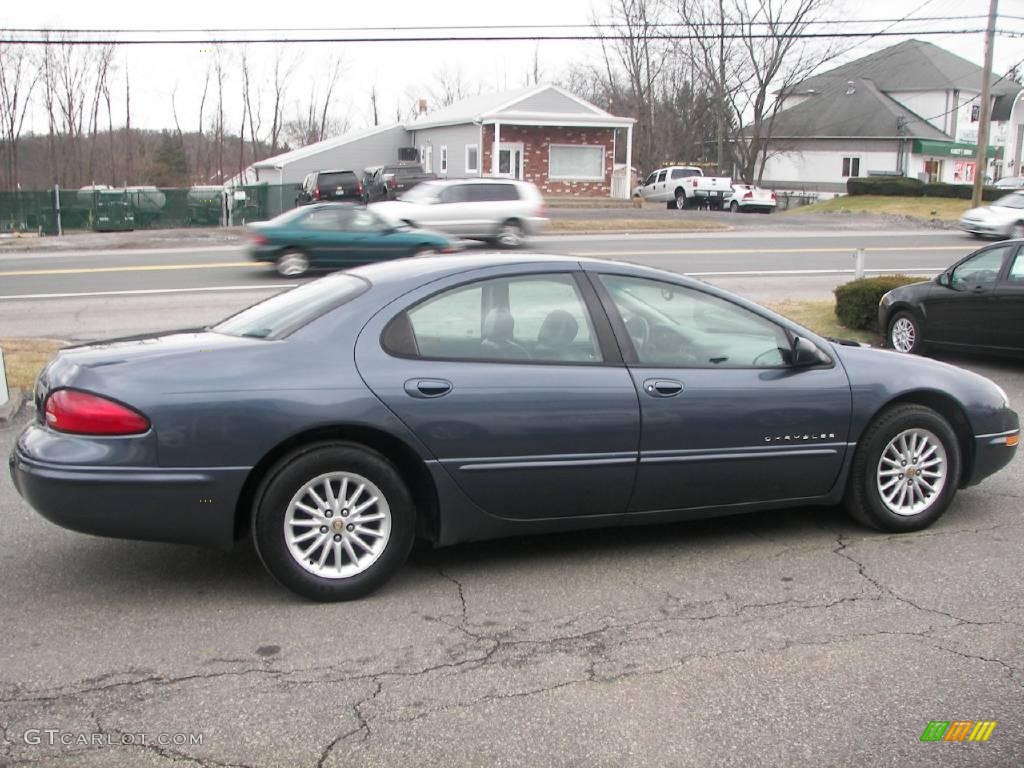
left=0, top=184, right=303, bottom=235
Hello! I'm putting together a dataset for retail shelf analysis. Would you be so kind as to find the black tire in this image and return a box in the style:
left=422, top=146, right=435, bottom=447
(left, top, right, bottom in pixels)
left=251, top=442, right=416, bottom=601
left=1011, top=221, right=1024, bottom=240
left=496, top=219, right=525, bottom=248
left=886, top=310, right=924, bottom=354
left=843, top=404, right=961, bottom=532
left=730, top=201, right=740, bottom=213
left=675, top=189, right=687, bottom=210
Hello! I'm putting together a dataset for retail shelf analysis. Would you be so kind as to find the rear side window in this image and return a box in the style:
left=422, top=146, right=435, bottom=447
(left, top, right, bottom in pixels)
left=467, top=183, right=519, bottom=202
left=317, top=172, right=357, bottom=189
left=213, top=275, right=368, bottom=339
left=657, top=171, right=667, bottom=182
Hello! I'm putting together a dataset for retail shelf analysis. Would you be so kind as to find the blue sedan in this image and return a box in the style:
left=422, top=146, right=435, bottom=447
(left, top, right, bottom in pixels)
left=247, top=202, right=457, bottom=277
left=10, top=255, right=1020, bottom=601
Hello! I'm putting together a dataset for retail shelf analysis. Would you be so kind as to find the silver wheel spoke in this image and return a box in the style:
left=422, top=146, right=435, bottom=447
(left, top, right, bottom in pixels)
left=284, top=471, right=392, bottom=580
left=874, top=427, right=948, bottom=517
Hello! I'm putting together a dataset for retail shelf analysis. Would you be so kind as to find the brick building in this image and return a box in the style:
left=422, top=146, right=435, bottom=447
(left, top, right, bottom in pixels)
left=249, top=85, right=636, bottom=199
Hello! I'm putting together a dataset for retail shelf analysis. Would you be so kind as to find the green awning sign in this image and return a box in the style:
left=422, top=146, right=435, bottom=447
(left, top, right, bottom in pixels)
left=911, top=139, right=1001, bottom=159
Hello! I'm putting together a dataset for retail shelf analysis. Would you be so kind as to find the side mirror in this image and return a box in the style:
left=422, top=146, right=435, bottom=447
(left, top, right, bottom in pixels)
left=792, top=336, right=828, bottom=367
left=937, top=272, right=950, bottom=287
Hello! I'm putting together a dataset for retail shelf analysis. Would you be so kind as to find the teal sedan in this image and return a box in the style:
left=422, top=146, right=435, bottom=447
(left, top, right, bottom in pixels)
left=246, top=203, right=458, bottom=277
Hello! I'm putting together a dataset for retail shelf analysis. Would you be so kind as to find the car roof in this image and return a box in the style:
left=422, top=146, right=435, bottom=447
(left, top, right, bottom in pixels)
left=316, top=169, right=357, bottom=174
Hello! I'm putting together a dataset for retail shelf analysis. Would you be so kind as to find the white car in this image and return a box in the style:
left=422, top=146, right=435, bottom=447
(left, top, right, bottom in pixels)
left=371, top=178, right=547, bottom=247
left=958, top=191, right=1024, bottom=239
left=635, top=166, right=732, bottom=210
left=993, top=176, right=1024, bottom=190
left=726, top=184, right=777, bottom=213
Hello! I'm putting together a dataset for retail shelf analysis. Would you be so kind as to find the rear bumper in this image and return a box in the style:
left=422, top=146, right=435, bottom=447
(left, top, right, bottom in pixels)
left=9, top=447, right=249, bottom=550
left=966, top=428, right=1019, bottom=487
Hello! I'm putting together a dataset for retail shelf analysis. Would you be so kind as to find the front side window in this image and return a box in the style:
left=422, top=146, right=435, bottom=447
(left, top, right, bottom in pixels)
left=643, top=172, right=658, bottom=186
left=384, top=274, right=602, bottom=363
left=438, top=185, right=469, bottom=204
left=600, top=274, right=793, bottom=368
left=950, top=247, right=1010, bottom=289
left=548, top=145, right=605, bottom=181
left=348, top=208, right=387, bottom=232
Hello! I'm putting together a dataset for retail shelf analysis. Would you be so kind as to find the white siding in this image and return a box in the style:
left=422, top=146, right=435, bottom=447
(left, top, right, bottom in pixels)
left=407, top=124, right=482, bottom=177
left=254, top=125, right=409, bottom=184
left=761, top=140, right=900, bottom=186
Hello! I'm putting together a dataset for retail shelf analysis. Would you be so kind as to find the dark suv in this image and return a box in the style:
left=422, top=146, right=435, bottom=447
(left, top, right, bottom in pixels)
left=362, top=163, right=437, bottom=202
left=296, top=170, right=364, bottom=205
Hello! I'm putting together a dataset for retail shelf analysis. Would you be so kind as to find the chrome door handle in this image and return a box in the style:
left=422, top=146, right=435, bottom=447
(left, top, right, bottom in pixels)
left=404, top=379, right=452, bottom=398
left=643, top=379, right=683, bottom=397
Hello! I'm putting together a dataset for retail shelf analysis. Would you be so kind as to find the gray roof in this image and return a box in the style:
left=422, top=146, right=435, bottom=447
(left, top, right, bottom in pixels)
left=251, top=124, right=406, bottom=170
left=795, top=39, right=1020, bottom=97
left=764, top=78, right=949, bottom=140
left=404, top=84, right=633, bottom=130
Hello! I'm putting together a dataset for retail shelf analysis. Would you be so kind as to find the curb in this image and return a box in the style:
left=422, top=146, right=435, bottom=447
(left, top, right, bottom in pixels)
left=0, top=388, right=24, bottom=425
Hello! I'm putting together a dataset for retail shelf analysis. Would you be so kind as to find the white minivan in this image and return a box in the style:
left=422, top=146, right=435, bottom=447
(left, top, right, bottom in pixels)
left=371, top=178, right=547, bottom=247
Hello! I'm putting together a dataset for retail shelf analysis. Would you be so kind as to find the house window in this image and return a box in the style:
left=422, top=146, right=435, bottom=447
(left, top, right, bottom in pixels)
left=465, top=144, right=479, bottom=174
left=423, top=145, right=433, bottom=173
left=841, top=157, right=861, bottom=177
left=549, top=145, right=605, bottom=181
left=440, top=146, right=448, bottom=174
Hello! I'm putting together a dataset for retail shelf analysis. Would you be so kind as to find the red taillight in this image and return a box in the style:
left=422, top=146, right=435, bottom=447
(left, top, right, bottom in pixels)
left=692, top=180, right=698, bottom=188
left=45, top=389, right=149, bottom=436
left=313, top=186, right=321, bottom=200
left=388, top=177, right=397, bottom=188
left=357, top=183, right=364, bottom=195
left=743, top=191, right=753, bottom=200
left=249, top=234, right=268, bottom=245
left=771, top=191, right=777, bottom=201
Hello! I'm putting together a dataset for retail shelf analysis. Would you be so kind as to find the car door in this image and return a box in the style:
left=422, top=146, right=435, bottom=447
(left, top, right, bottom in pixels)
left=294, top=206, right=354, bottom=264
left=640, top=171, right=658, bottom=200
left=991, top=244, right=1024, bottom=350
left=354, top=264, right=639, bottom=521
left=590, top=269, right=852, bottom=512
left=654, top=169, right=669, bottom=201
left=346, top=207, right=410, bottom=262
left=922, top=245, right=1013, bottom=349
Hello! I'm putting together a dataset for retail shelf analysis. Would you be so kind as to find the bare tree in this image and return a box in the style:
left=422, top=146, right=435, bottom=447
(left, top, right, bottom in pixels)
left=268, top=47, right=298, bottom=154
left=124, top=59, right=133, bottom=182
left=426, top=64, right=477, bottom=108
left=679, top=0, right=836, bottom=182
left=196, top=63, right=211, bottom=182
left=213, top=47, right=228, bottom=182
left=86, top=45, right=115, bottom=184
left=285, top=53, right=346, bottom=147
left=0, top=38, right=39, bottom=191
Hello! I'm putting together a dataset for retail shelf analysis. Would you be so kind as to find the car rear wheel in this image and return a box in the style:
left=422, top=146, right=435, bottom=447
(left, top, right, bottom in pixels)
left=251, top=442, right=416, bottom=601
left=1011, top=221, right=1024, bottom=239
left=675, top=190, right=687, bottom=210
left=496, top=220, right=525, bottom=248
left=275, top=250, right=310, bottom=278
left=843, top=405, right=960, bottom=532
left=887, top=311, right=922, bottom=354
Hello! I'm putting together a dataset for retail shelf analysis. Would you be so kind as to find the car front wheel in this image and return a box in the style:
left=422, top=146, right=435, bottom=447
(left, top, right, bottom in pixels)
left=887, top=311, right=922, bottom=354
left=1011, top=221, right=1024, bottom=240
left=252, top=442, right=416, bottom=601
left=844, top=405, right=960, bottom=532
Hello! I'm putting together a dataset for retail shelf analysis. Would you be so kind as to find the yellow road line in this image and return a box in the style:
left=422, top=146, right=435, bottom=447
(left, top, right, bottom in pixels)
left=0, top=261, right=255, bottom=277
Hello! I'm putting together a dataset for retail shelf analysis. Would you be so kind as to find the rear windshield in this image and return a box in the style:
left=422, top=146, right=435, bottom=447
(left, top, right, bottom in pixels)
left=212, top=274, right=369, bottom=339
left=671, top=168, right=701, bottom=179
left=317, top=171, right=357, bottom=188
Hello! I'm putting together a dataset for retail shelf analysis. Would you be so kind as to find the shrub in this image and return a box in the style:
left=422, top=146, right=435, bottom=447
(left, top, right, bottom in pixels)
left=920, top=182, right=1003, bottom=202
left=846, top=176, right=923, bottom=197
left=834, top=274, right=924, bottom=330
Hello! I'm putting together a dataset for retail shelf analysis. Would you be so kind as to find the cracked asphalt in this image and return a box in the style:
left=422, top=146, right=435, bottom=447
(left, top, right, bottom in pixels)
left=1, top=352, right=1022, bottom=767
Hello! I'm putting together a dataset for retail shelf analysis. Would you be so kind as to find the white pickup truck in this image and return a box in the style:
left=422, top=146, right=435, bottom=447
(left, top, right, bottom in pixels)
left=634, top=166, right=733, bottom=210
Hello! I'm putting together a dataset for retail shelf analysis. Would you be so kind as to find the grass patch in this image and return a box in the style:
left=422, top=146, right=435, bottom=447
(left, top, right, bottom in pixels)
left=1, top=338, right=65, bottom=392
left=549, top=218, right=729, bottom=233
left=785, top=194, right=970, bottom=222
left=766, top=300, right=878, bottom=345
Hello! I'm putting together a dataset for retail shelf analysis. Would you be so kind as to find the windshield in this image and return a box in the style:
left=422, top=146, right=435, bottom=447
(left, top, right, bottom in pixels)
left=212, top=274, right=369, bottom=339
left=399, top=181, right=442, bottom=202
left=993, top=193, right=1024, bottom=210
left=267, top=206, right=312, bottom=226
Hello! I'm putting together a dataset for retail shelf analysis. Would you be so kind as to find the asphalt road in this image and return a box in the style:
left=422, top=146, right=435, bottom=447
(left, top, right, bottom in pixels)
left=0, top=228, right=979, bottom=341
left=1, top=349, right=1022, bottom=767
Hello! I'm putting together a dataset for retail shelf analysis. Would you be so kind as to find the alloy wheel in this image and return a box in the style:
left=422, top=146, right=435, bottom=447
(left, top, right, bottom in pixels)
left=283, top=471, right=392, bottom=579
left=276, top=252, right=309, bottom=277
left=875, top=428, right=947, bottom=516
left=889, top=316, right=916, bottom=353
left=497, top=222, right=523, bottom=248
left=1012, top=222, right=1024, bottom=240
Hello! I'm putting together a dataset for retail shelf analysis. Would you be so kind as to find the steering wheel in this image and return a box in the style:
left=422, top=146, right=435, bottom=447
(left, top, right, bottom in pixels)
left=624, top=315, right=650, bottom=353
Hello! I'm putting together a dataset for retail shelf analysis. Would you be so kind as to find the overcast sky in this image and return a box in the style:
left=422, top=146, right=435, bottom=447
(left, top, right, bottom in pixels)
left=4, top=0, right=1024, bottom=135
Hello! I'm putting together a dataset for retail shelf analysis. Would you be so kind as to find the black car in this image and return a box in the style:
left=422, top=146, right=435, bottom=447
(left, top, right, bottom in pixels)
left=880, top=240, right=1024, bottom=355
left=362, top=163, right=437, bottom=202
left=296, top=170, right=364, bottom=205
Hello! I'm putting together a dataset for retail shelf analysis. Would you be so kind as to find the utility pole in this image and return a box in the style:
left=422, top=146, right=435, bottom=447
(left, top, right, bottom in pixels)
left=972, top=0, right=998, bottom=207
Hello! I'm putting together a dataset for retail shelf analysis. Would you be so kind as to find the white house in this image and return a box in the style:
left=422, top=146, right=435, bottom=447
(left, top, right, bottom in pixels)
left=246, top=85, right=636, bottom=198
left=759, top=40, right=1022, bottom=190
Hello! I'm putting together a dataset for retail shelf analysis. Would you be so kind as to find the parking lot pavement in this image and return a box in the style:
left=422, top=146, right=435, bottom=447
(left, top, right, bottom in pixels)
left=1, top=353, right=1021, bottom=767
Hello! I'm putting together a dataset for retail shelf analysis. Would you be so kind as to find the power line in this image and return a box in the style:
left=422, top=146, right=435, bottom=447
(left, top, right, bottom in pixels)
left=4, top=15, right=1023, bottom=34
left=3, top=29, right=1014, bottom=46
